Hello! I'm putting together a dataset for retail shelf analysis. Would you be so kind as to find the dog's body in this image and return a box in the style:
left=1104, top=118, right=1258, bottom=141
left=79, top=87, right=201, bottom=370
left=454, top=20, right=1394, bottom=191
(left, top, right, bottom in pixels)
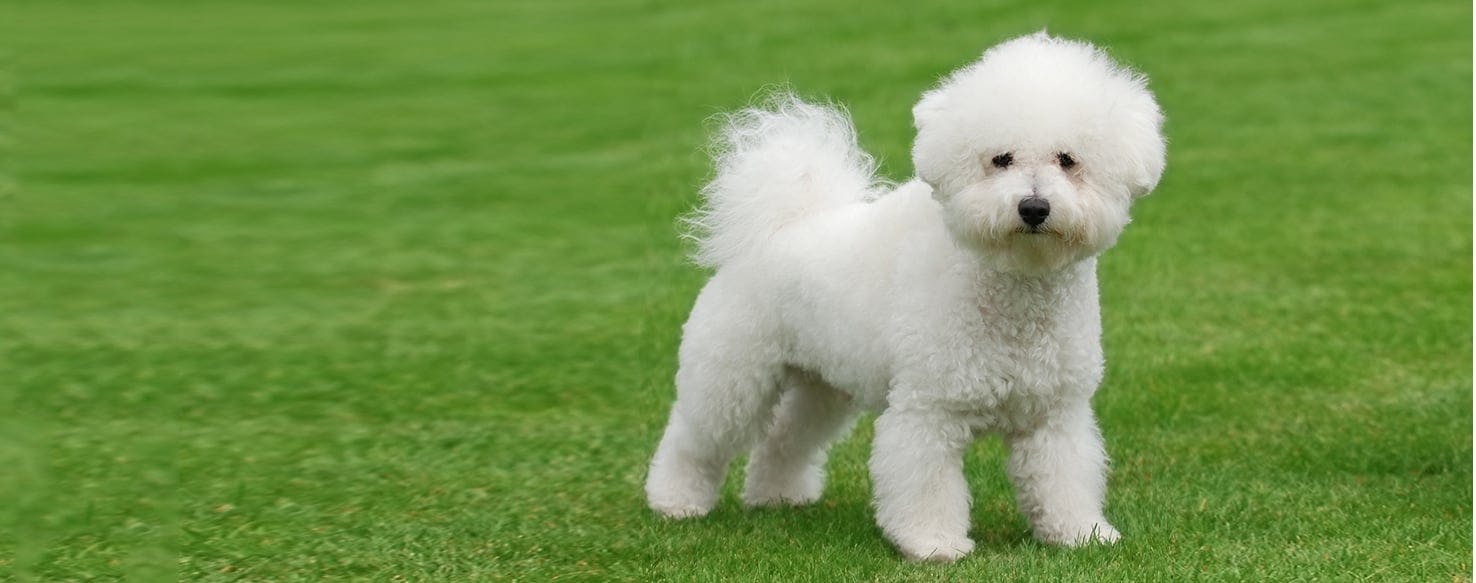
left=645, top=33, right=1165, bottom=562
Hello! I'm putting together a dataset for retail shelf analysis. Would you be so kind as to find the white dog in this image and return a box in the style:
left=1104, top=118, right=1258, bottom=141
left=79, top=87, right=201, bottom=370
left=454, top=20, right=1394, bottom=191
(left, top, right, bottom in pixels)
left=645, top=32, right=1165, bottom=562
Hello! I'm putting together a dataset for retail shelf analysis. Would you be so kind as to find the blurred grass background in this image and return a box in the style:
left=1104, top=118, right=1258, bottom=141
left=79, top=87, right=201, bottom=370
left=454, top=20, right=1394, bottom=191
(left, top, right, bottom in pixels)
left=2, top=0, right=1470, bottom=580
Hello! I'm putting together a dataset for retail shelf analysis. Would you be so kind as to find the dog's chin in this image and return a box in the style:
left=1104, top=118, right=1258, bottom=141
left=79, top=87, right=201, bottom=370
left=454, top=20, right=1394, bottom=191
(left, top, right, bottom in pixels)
left=964, top=228, right=1099, bottom=273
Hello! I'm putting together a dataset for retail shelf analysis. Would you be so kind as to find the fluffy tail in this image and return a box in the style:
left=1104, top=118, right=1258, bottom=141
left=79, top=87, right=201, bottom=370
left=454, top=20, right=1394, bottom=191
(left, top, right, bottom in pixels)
left=683, top=93, right=883, bottom=268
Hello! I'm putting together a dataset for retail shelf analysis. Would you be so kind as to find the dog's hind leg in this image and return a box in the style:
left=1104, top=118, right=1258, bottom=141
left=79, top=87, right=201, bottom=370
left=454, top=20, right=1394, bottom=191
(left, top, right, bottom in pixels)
left=646, top=359, right=781, bottom=518
left=646, top=290, right=783, bottom=519
left=742, top=369, right=858, bottom=507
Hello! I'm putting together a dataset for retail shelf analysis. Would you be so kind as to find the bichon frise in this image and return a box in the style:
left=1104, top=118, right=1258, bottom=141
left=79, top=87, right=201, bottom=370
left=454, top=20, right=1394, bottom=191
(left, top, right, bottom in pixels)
left=645, top=32, right=1166, bottom=562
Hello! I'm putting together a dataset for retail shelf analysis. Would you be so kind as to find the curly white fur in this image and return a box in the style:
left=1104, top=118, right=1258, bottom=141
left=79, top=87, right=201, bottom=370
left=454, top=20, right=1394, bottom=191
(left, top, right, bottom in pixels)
left=683, top=94, right=888, bottom=268
left=646, top=32, right=1166, bottom=562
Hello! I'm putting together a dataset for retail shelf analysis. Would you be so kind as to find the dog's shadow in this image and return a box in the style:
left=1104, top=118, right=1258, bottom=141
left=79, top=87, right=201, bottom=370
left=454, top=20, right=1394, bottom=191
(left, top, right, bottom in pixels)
left=637, top=426, right=1058, bottom=562
left=690, top=499, right=1040, bottom=566
left=722, top=427, right=1041, bottom=557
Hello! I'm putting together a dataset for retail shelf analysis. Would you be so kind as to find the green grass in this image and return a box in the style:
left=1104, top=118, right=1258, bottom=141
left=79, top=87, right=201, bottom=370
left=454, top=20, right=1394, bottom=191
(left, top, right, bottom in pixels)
left=3, top=0, right=1470, bottom=580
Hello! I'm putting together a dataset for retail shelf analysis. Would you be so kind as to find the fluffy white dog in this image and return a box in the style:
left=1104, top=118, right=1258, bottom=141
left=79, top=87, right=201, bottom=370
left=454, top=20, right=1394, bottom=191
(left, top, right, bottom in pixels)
left=645, top=32, right=1165, bottom=562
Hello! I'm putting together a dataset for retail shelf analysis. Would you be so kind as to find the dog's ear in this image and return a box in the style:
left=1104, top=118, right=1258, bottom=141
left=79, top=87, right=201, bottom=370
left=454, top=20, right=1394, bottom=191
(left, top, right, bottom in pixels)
left=1122, top=106, right=1166, bottom=199
left=911, top=89, right=947, bottom=131
left=911, top=89, right=950, bottom=189
left=1126, top=131, right=1166, bottom=199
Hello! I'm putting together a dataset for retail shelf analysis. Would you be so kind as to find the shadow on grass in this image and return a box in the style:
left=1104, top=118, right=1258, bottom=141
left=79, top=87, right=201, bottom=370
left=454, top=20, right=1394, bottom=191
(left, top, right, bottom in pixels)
left=639, top=493, right=1039, bottom=561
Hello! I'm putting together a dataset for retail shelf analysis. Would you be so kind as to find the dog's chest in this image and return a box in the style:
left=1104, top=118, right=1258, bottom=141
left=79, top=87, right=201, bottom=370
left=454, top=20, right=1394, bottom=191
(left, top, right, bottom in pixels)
left=942, top=292, right=1102, bottom=429
left=979, top=311, right=1069, bottom=381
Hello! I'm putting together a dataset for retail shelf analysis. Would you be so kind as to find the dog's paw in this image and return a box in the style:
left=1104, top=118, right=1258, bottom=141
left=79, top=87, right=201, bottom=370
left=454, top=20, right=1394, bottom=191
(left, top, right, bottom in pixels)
left=741, top=474, right=823, bottom=508
left=893, top=533, right=976, bottom=563
left=1037, top=521, right=1120, bottom=547
left=646, top=483, right=716, bottom=519
left=646, top=466, right=720, bottom=519
left=647, top=497, right=714, bottom=519
left=741, top=490, right=820, bottom=509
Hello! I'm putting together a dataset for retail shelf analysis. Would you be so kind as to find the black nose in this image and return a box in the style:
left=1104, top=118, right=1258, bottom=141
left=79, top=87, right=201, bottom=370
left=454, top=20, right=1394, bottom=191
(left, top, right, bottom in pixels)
left=1018, top=197, right=1050, bottom=227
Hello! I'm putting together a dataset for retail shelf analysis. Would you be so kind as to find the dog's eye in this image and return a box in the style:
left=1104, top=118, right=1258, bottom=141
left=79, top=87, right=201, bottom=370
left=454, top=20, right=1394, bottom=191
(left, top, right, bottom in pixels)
left=1057, top=152, right=1077, bottom=169
left=990, top=153, right=1013, bottom=168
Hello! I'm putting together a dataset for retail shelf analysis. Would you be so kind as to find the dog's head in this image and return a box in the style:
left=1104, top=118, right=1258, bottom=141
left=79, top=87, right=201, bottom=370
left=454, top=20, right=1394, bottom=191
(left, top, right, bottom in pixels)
left=912, top=32, right=1166, bottom=272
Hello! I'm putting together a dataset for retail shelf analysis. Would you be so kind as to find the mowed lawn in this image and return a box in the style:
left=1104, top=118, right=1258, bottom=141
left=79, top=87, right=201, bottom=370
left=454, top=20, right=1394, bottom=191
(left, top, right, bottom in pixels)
left=3, top=0, right=1470, bottom=580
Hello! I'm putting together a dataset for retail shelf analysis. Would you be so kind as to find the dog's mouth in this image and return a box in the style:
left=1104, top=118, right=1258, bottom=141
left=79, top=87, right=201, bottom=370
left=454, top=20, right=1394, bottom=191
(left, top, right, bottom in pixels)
left=1009, top=225, right=1087, bottom=246
left=1013, top=225, right=1055, bottom=236
left=1009, top=225, right=1095, bottom=250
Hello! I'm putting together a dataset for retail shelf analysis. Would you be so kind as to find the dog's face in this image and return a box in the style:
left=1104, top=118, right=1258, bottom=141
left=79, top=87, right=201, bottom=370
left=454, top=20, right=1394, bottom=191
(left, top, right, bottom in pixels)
left=912, top=33, right=1166, bottom=273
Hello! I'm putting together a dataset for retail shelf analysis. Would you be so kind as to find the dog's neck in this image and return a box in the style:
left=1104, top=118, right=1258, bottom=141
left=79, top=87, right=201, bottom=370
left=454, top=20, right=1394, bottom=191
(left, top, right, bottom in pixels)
left=970, top=258, right=1097, bottom=318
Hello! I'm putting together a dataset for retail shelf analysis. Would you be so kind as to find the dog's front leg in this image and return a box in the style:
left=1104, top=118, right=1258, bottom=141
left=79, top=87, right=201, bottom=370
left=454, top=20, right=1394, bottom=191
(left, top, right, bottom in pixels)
left=1005, top=400, right=1120, bottom=546
left=869, top=408, right=974, bottom=562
